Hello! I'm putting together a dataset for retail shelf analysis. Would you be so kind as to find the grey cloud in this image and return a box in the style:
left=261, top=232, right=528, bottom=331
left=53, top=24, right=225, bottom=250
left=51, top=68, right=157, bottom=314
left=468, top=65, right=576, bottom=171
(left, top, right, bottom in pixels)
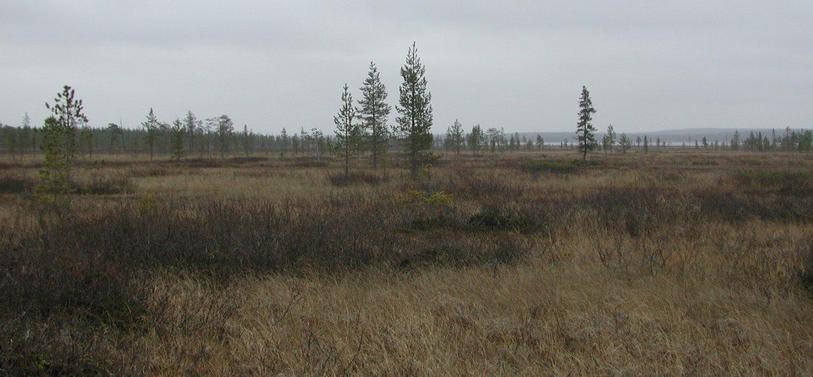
left=1, top=0, right=811, bottom=133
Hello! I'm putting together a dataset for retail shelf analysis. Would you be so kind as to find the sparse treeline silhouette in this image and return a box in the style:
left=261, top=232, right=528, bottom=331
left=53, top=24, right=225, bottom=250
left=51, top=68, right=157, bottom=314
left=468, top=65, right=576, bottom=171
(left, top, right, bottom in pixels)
left=2, top=64, right=813, bottom=163
left=3, top=115, right=812, bottom=162
left=0, top=116, right=340, bottom=160
left=3, top=120, right=812, bottom=163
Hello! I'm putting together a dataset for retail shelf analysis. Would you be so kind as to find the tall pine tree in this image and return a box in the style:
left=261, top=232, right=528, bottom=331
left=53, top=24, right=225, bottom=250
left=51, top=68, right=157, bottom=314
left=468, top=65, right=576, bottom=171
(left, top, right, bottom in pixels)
left=448, top=119, right=464, bottom=155
left=469, top=124, right=484, bottom=155
left=334, top=83, right=358, bottom=177
left=170, top=119, right=185, bottom=161
left=37, top=85, right=87, bottom=199
left=216, top=114, right=233, bottom=160
left=396, top=42, right=433, bottom=179
left=184, top=111, right=197, bottom=153
left=142, top=108, right=160, bottom=161
left=358, top=61, right=391, bottom=170
left=576, top=85, right=597, bottom=160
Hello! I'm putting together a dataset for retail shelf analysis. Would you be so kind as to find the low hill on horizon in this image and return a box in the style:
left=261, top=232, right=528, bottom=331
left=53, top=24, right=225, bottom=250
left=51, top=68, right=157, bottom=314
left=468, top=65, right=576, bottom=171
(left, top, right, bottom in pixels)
left=496, top=127, right=809, bottom=145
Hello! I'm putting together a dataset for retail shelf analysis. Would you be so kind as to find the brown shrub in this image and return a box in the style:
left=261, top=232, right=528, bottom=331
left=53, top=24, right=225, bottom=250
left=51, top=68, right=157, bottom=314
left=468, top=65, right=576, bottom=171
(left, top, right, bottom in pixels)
left=0, top=174, right=34, bottom=193
left=329, top=171, right=386, bottom=186
left=74, top=174, right=135, bottom=195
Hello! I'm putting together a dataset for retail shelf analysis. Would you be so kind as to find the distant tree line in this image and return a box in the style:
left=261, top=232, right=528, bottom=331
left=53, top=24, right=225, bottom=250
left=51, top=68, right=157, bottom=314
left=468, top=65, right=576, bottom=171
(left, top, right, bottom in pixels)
left=2, top=68, right=811, bottom=166
left=3, top=118, right=810, bottom=162
left=0, top=115, right=339, bottom=161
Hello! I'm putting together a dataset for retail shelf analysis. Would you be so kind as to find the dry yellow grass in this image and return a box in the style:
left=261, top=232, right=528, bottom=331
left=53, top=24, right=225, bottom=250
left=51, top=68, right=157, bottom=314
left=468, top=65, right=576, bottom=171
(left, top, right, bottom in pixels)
left=131, top=223, right=811, bottom=376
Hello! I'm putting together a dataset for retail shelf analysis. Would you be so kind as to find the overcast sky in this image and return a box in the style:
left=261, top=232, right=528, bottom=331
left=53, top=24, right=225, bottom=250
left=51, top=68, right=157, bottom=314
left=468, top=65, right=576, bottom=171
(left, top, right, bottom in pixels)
left=1, top=0, right=811, bottom=134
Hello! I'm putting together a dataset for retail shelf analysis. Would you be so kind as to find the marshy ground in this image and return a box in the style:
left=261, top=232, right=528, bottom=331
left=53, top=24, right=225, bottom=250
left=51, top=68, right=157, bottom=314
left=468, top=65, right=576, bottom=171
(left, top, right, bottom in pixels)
left=1, top=150, right=812, bottom=375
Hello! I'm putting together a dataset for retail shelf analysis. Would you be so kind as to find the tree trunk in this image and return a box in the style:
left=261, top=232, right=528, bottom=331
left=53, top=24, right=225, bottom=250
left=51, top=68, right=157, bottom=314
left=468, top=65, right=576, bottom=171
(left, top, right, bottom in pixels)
left=372, top=139, right=378, bottom=170
left=344, top=143, right=350, bottom=178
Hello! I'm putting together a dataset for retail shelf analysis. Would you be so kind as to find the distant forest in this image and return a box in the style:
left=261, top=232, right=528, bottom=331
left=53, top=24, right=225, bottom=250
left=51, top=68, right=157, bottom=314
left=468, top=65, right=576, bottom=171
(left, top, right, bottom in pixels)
left=1, top=115, right=811, bottom=160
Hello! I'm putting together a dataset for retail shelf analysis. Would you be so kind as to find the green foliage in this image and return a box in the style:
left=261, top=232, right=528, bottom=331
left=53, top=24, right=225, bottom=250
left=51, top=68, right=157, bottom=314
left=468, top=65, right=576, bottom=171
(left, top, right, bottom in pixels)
left=241, top=124, right=253, bottom=157
left=446, top=119, right=465, bottom=154
left=35, top=117, right=73, bottom=202
left=35, top=85, right=87, bottom=202
left=602, top=124, right=616, bottom=152
left=334, top=83, right=359, bottom=177
left=216, top=114, right=233, bottom=159
left=399, top=189, right=453, bottom=208
left=396, top=42, right=433, bottom=179
left=80, top=126, right=93, bottom=158
left=184, top=111, right=197, bottom=153
left=618, top=133, right=632, bottom=153
left=2, top=127, right=17, bottom=160
left=468, top=125, right=484, bottom=154
left=358, top=61, right=391, bottom=169
left=576, top=85, right=597, bottom=160
left=142, top=108, right=161, bottom=161
left=170, top=119, right=185, bottom=161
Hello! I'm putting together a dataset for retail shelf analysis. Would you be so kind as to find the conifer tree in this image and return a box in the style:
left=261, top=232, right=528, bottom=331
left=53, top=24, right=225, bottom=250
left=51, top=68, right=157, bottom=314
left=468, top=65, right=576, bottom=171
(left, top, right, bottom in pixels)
left=37, top=117, right=70, bottom=198
left=242, top=125, right=252, bottom=157
left=3, top=128, right=17, bottom=161
left=448, top=119, right=464, bottom=155
left=619, top=133, right=631, bottom=153
left=107, top=123, right=123, bottom=154
left=170, top=119, right=185, bottom=161
left=21, top=112, right=33, bottom=156
left=45, top=85, right=85, bottom=169
left=142, top=108, right=160, bottom=161
left=184, top=111, right=197, bottom=153
left=731, top=130, right=741, bottom=151
left=468, top=124, right=484, bottom=155
left=280, top=128, right=288, bottom=156
left=216, top=114, right=233, bottom=160
left=37, top=85, right=87, bottom=199
left=602, top=124, right=616, bottom=152
left=334, top=83, right=358, bottom=177
left=396, top=42, right=433, bottom=179
left=80, top=125, right=93, bottom=159
left=358, top=61, right=391, bottom=170
left=310, top=128, right=324, bottom=162
left=576, top=85, right=597, bottom=160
